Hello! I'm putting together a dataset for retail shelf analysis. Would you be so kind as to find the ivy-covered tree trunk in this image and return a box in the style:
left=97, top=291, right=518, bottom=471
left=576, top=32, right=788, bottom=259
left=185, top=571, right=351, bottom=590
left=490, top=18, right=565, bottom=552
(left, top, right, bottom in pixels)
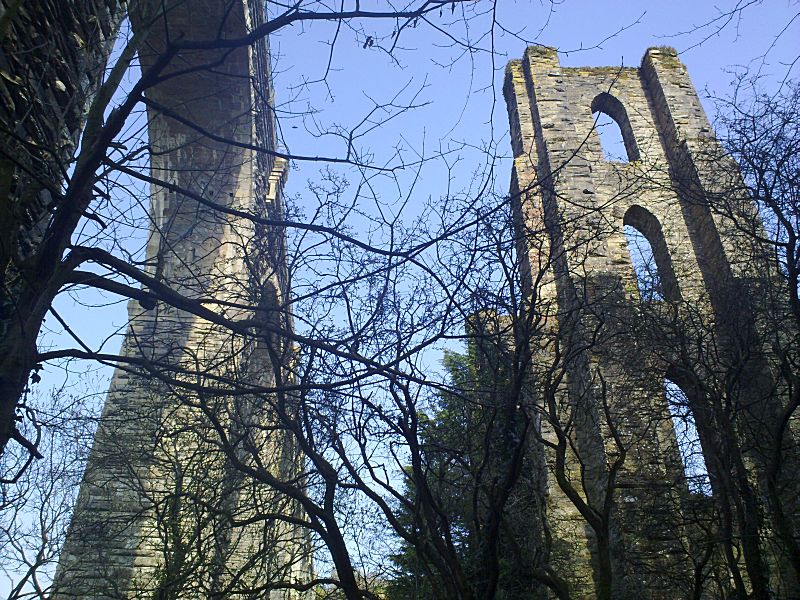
left=0, top=0, right=125, bottom=457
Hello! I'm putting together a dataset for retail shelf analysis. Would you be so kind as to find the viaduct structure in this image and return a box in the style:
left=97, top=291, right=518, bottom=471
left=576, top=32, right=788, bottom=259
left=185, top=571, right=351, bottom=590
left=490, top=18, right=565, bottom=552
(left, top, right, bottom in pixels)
left=505, top=47, right=799, bottom=598
left=52, top=1, right=305, bottom=597
left=8, top=0, right=797, bottom=595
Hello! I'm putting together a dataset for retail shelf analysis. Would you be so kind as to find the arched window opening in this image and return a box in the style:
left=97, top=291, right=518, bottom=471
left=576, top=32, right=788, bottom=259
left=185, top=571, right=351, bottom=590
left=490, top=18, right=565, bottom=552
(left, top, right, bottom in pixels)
left=623, top=206, right=681, bottom=302
left=591, top=93, right=640, bottom=162
left=624, top=225, right=661, bottom=300
left=664, top=378, right=712, bottom=495
left=593, top=111, right=628, bottom=162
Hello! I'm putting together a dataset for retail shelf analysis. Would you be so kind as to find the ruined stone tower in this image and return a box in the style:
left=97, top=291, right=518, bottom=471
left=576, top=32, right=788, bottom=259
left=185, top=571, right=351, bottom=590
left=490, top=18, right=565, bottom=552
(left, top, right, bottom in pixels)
left=505, top=47, right=799, bottom=599
left=53, top=1, right=306, bottom=597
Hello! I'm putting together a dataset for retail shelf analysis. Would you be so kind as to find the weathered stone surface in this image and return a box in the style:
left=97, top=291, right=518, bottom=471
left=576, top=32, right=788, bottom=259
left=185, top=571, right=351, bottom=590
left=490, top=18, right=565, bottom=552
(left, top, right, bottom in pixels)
left=52, top=2, right=304, bottom=598
left=505, top=46, right=799, bottom=599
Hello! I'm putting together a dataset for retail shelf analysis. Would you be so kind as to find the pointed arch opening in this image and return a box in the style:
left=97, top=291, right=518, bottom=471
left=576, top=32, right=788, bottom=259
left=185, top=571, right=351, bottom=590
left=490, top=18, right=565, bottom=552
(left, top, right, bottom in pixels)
left=623, top=205, right=681, bottom=302
left=664, top=377, right=712, bottom=495
left=591, top=92, right=640, bottom=162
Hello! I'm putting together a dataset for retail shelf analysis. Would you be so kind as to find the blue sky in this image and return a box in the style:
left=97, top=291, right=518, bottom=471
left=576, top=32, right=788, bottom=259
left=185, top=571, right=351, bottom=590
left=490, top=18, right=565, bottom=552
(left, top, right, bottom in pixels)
left=3, top=1, right=797, bottom=594
left=269, top=0, right=799, bottom=236
left=36, top=0, right=800, bottom=421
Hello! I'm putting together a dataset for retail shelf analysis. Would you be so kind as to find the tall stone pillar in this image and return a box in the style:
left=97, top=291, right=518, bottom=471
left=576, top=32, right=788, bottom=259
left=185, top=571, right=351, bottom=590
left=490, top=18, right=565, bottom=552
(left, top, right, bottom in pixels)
left=53, top=2, right=305, bottom=597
